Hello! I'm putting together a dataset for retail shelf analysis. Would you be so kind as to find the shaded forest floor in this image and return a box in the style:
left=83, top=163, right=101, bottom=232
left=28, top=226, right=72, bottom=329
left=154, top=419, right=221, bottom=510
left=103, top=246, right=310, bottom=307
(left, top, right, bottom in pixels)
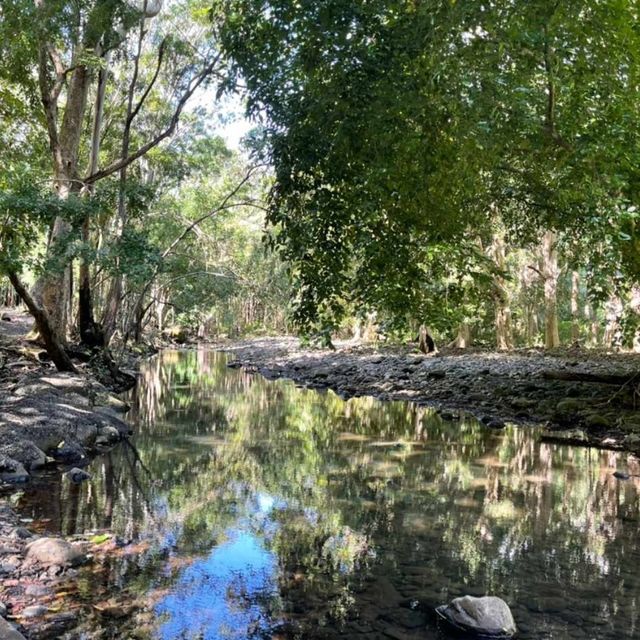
left=223, top=337, right=640, bottom=455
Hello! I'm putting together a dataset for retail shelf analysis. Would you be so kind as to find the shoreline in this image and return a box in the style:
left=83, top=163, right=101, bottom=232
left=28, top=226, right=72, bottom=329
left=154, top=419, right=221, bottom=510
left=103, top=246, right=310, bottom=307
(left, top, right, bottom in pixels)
left=221, top=337, right=640, bottom=455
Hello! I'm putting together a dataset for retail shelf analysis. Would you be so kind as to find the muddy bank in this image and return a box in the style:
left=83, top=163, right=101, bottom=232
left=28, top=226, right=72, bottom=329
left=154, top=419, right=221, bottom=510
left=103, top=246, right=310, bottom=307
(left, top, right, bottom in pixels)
left=223, top=337, right=640, bottom=454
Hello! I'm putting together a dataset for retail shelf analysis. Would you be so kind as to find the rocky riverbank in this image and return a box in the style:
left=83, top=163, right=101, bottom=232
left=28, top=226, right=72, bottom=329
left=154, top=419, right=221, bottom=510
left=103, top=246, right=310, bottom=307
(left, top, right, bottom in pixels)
left=0, top=371, right=132, bottom=484
left=223, top=337, right=640, bottom=454
left=0, top=499, right=153, bottom=640
left=0, top=308, right=143, bottom=485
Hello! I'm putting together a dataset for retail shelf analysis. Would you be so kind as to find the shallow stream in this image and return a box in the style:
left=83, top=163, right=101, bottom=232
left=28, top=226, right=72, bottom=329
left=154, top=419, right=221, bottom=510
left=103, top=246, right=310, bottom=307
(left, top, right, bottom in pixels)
left=9, top=350, right=640, bottom=639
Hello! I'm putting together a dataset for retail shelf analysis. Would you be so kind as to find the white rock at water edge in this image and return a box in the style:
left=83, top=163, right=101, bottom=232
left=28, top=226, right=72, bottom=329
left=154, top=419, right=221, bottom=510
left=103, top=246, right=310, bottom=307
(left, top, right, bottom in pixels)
left=436, top=595, right=517, bottom=637
left=25, top=537, right=86, bottom=567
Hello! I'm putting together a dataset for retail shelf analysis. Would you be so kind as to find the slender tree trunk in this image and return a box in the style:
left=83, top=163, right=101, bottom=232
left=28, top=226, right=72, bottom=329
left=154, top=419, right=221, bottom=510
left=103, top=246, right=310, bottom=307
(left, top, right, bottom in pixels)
left=79, top=56, right=110, bottom=347
left=630, top=285, right=640, bottom=353
left=570, top=270, right=580, bottom=343
left=584, top=301, right=599, bottom=347
left=541, top=230, right=560, bottom=349
left=102, top=20, right=147, bottom=346
left=603, top=293, right=623, bottom=349
left=490, top=232, right=513, bottom=350
left=7, top=271, right=76, bottom=372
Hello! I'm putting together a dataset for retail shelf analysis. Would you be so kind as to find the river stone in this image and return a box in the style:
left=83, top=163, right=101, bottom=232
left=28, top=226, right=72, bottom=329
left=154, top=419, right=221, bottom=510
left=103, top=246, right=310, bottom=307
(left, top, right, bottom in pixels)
left=65, top=467, right=91, bottom=483
left=0, top=617, right=27, bottom=640
left=584, top=413, right=611, bottom=429
left=21, top=605, right=48, bottom=618
left=0, top=456, right=29, bottom=484
left=437, top=595, right=517, bottom=638
left=25, top=537, right=86, bottom=567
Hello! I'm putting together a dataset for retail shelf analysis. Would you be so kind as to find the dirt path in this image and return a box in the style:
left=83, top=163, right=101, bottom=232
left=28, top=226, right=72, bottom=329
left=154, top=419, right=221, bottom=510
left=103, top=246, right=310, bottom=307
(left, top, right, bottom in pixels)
left=223, top=337, right=640, bottom=454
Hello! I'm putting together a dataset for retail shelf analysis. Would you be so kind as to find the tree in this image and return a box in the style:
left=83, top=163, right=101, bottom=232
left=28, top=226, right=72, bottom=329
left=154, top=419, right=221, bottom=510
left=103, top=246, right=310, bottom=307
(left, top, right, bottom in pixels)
left=1, top=0, right=226, bottom=367
left=217, top=0, right=640, bottom=345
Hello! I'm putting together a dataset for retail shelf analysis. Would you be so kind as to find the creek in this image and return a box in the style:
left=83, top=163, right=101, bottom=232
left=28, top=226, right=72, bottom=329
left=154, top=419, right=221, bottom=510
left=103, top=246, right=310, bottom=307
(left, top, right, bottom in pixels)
left=7, top=350, right=640, bottom=639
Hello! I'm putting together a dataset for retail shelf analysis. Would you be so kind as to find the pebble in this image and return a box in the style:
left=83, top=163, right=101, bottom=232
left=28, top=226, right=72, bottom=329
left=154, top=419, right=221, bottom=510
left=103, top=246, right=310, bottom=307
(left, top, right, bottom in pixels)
left=21, top=605, right=48, bottom=618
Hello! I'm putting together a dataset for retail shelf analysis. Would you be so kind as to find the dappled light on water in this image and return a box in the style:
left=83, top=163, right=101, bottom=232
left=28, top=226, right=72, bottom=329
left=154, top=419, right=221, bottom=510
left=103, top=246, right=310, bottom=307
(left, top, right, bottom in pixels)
left=10, top=350, right=640, bottom=639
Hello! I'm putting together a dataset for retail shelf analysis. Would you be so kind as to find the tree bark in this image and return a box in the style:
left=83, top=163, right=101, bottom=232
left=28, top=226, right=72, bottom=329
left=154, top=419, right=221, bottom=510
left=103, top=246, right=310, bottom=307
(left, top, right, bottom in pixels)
left=584, top=301, right=599, bottom=346
left=7, top=271, right=77, bottom=372
left=490, top=232, right=513, bottom=350
left=541, top=230, right=560, bottom=349
left=418, top=325, right=436, bottom=353
left=570, top=270, right=580, bottom=343
left=603, top=293, right=623, bottom=348
left=79, top=53, right=110, bottom=347
left=450, top=322, right=472, bottom=348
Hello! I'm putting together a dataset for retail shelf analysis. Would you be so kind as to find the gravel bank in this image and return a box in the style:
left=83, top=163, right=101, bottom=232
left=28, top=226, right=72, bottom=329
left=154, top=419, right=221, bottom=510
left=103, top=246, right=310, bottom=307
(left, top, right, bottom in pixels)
left=223, top=337, right=640, bottom=454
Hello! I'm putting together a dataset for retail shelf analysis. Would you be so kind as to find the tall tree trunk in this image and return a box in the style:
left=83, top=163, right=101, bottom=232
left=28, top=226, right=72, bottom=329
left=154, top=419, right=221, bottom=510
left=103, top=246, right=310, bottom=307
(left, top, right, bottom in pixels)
left=102, top=20, right=147, bottom=346
left=7, top=271, right=76, bottom=372
left=570, top=270, right=580, bottom=343
left=584, top=301, right=599, bottom=347
left=79, top=55, right=110, bottom=347
left=541, top=230, right=560, bottom=349
left=490, top=232, right=513, bottom=350
left=603, top=293, right=623, bottom=348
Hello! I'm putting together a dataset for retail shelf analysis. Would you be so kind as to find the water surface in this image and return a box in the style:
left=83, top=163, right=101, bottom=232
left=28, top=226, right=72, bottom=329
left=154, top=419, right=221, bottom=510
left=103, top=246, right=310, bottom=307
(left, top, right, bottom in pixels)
left=11, top=350, right=640, bottom=639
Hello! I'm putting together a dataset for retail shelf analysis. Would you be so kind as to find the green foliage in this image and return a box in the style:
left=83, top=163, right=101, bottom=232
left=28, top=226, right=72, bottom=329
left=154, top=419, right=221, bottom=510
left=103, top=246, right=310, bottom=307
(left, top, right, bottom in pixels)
left=217, top=0, right=640, bottom=336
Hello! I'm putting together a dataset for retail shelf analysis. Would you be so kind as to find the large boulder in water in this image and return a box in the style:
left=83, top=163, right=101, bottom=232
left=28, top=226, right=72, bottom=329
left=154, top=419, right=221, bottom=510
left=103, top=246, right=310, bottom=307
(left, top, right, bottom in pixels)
left=436, top=595, right=516, bottom=638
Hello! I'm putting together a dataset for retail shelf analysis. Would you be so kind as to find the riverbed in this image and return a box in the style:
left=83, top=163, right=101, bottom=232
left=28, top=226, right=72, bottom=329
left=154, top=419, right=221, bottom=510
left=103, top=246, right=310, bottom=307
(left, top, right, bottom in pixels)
left=3, top=349, right=640, bottom=639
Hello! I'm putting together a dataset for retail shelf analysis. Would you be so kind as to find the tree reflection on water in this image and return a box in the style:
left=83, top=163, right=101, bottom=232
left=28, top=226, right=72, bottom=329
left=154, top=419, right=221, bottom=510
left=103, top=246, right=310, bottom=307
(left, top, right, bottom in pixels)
left=11, top=349, right=640, bottom=639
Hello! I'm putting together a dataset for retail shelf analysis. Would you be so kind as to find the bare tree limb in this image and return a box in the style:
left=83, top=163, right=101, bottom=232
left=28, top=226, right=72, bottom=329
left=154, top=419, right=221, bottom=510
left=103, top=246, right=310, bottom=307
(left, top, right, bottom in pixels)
left=84, top=53, right=222, bottom=185
left=128, top=38, right=167, bottom=125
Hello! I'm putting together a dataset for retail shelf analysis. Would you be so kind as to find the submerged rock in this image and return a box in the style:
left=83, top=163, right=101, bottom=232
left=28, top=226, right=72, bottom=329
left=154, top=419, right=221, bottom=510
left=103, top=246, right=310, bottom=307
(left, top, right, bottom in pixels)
left=25, top=537, right=86, bottom=568
left=65, top=467, right=91, bottom=483
left=613, top=470, right=631, bottom=480
left=436, top=595, right=517, bottom=638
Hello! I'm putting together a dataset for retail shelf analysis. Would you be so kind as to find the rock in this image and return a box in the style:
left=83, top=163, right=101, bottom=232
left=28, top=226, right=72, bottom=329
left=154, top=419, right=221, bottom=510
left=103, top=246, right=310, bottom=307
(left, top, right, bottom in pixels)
left=0, top=601, right=6, bottom=617
left=0, top=442, right=46, bottom=470
left=541, top=428, right=589, bottom=444
left=10, top=527, right=33, bottom=540
left=554, top=398, right=582, bottom=422
left=624, top=433, right=640, bottom=447
left=21, top=605, right=48, bottom=618
left=25, top=537, right=86, bottom=567
left=584, top=413, right=612, bottom=429
left=613, top=471, right=631, bottom=480
left=0, top=617, right=27, bottom=640
left=97, top=426, right=121, bottom=442
left=426, top=370, right=446, bottom=379
left=95, top=392, right=130, bottom=414
left=510, top=397, right=536, bottom=410
left=65, top=467, right=91, bottom=483
left=50, top=441, right=86, bottom=464
left=436, top=595, right=517, bottom=638
left=0, top=456, right=29, bottom=484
